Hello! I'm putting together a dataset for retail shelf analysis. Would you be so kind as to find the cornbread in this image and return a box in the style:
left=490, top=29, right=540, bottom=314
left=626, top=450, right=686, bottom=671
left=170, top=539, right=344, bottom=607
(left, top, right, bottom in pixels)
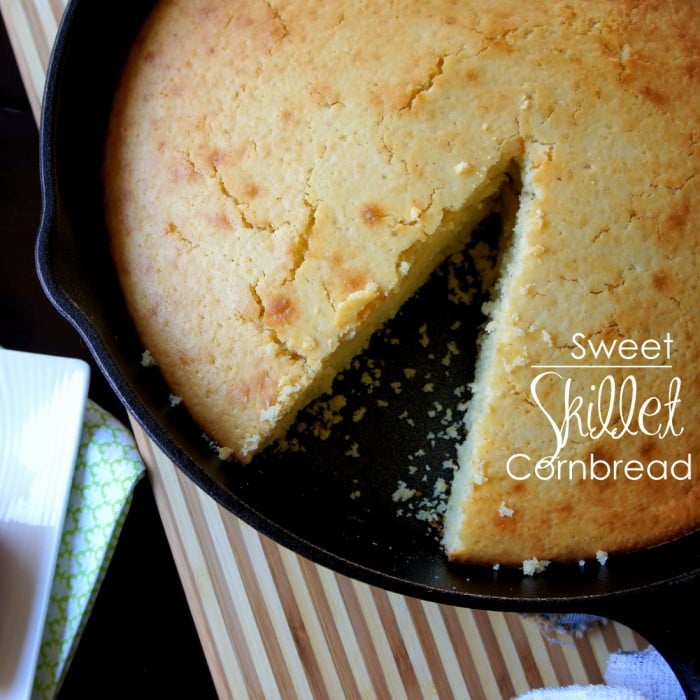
left=105, top=0, right=700, bottom=565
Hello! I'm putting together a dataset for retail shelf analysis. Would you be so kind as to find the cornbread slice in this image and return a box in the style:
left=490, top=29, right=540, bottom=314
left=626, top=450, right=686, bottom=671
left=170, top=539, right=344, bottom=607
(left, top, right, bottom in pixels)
left=105, top=0, right=700, bottom=564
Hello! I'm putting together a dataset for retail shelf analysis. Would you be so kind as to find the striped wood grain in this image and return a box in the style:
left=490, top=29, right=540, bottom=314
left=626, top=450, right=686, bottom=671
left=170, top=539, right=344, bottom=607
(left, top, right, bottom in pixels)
left=134, top=420, right=645, bottom=700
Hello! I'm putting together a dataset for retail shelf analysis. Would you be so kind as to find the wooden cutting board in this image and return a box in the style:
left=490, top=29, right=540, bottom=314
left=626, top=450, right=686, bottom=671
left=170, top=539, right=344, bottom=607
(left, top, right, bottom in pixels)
left=1, top=1, right=648, bottom=697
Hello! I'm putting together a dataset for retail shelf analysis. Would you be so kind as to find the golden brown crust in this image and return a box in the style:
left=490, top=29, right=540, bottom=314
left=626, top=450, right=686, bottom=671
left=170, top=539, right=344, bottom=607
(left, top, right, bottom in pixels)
left=105, top=0, right=700, bottom=564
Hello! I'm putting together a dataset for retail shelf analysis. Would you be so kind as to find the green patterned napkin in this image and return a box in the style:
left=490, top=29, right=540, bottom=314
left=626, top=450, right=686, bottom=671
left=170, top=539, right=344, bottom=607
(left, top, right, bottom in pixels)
left=31, top=400, right=145, bottom=699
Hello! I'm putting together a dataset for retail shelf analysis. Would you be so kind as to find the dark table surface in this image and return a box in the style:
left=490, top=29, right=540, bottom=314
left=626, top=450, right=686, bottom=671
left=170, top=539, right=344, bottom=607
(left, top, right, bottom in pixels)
left=1, top=17, right=217, bottom=700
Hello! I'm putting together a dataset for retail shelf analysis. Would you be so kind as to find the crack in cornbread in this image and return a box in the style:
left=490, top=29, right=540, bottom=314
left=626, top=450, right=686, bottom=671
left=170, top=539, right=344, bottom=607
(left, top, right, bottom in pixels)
left=105, top=0, right=699, bottom=564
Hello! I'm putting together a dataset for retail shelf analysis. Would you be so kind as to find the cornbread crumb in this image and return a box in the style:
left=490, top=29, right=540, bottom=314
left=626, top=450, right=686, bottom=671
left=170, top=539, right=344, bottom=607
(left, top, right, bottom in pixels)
left=418, top=324, right=430, bottom=348
left=345, top=443, right=360, bottom=458
left=522, top=558, right=550, bottom=576
left=392, top=482, right=417, bottom=503
left=140, top=349, right=156, bottom=367
left=352, top=407, right=366, bottom=422
left=498, top=501, right=514, bottom=518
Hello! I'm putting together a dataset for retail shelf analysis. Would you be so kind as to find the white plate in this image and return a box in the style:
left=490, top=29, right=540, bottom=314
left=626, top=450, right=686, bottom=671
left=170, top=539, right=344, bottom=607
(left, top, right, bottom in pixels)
left=0, top=349, right=89, bottom=700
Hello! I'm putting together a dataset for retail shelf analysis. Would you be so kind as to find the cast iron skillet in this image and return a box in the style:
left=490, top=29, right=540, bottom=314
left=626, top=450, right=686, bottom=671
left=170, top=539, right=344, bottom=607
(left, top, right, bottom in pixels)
left=37, top=0, right=699, bottom=694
